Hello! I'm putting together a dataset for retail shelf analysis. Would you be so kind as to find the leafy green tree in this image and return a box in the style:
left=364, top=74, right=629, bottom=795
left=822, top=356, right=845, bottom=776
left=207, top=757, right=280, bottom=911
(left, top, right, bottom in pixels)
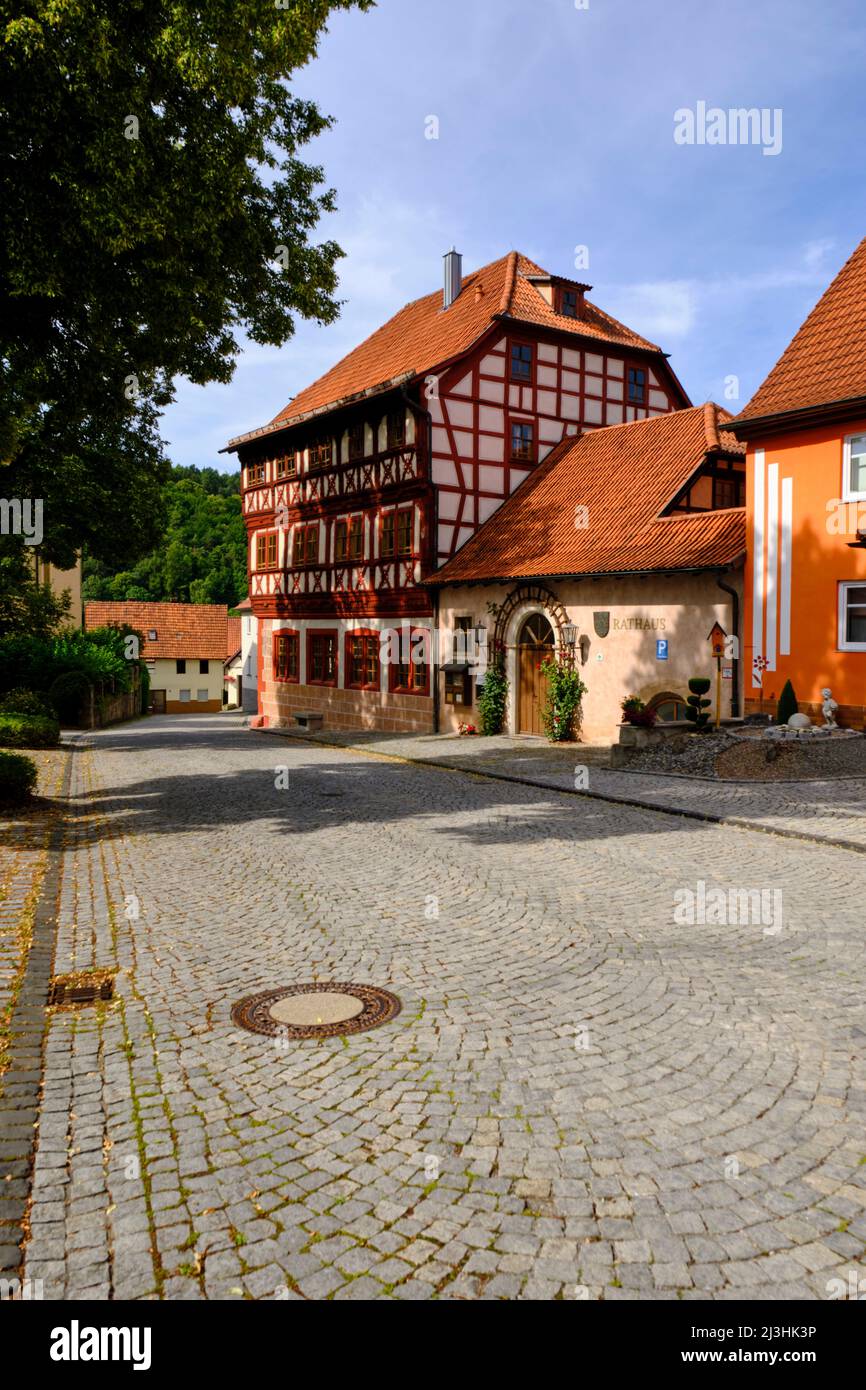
left=0, top=541, right=71, bottom=639
left=0, top=0, right=372, bottom=570
left=82, top=464, right=248, bottom=606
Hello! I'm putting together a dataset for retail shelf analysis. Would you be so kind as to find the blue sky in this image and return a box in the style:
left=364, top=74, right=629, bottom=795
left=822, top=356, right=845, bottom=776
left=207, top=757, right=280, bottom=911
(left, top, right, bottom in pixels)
left=163, top=0, right=866, bottom=471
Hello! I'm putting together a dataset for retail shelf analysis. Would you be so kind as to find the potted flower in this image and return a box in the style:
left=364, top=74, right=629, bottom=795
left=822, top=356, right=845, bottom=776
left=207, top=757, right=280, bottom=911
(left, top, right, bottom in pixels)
left=458, top=721, right=478, bottom=736
left=620, top=696, right=657, bottom=728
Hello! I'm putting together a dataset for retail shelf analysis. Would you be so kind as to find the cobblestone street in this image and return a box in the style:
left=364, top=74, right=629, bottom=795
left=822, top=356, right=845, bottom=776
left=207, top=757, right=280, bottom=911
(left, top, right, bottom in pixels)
left=8, top=713, right=866, bottom=1300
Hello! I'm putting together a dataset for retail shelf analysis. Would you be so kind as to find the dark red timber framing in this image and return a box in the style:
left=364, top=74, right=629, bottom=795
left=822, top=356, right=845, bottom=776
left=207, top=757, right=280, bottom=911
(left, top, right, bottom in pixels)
left=224, top=250, right=689, bottom=730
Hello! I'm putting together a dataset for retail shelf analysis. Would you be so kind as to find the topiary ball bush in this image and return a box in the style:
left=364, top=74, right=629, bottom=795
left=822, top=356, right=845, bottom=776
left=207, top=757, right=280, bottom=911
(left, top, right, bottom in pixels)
left=0, top=749, right=38, bottom=804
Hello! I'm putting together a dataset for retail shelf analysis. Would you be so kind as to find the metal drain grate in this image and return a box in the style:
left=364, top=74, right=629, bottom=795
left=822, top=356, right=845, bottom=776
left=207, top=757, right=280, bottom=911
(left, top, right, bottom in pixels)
left=47, top=970, right=115, bottom=1008
left=231, top=982, right=402, bottom=1040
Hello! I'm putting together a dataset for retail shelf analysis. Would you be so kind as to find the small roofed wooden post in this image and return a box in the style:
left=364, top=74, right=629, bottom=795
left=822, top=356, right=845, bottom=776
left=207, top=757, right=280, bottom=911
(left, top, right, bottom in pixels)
left=707, top=622, right=727, bottom=726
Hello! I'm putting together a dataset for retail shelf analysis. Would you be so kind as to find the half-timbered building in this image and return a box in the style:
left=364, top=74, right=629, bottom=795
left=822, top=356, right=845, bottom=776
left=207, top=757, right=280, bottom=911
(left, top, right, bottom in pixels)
left=225, top=249, right=690, bottom=732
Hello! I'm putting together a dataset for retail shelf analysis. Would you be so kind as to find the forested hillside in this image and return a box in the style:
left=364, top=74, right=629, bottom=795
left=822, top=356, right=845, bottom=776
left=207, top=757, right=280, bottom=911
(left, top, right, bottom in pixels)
left=82, top=466, right=247, bottom=607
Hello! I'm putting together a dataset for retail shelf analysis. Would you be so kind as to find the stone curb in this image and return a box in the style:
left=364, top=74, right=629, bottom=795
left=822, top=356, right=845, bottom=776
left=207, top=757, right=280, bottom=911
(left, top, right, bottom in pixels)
left=0, top=746, right=73, bottom=1277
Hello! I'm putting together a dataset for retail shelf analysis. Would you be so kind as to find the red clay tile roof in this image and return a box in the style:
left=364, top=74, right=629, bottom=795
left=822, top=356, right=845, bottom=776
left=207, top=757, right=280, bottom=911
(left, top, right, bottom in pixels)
left=731, top=236, right=866, bottom=424
left=84, top=602, right=229, bottom=660
left=225, top=617, right=241, bottom=661
left=227, top=252, right=671, bottom=446
left=428, top=405, right=745, bottom=585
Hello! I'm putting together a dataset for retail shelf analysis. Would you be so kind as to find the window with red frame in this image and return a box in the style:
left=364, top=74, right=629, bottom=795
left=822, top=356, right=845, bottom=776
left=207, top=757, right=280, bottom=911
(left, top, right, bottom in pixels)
left=627, top=366, right=647, bottom=406
left=381, top=509, right=412, bottom=558
left=346, top=631, right=380, bottom=689
left=256, top=531, right=278, bottom=569
left=389, top=628, right=429, bottom=695
left=396, top=509, right=413, bottom=555
left=308, top=438, right=332, bottom=470
left=510, top=420, right=535, bottom=463
left=335, top=517, right=363, bottom=561
left=348, top=422, right=365, bottom=460
left=273, top=630, right=299, bottom=682
left=386, top=410, right=406, bottom=448
left=246, top=460, right=265, bottom=486
left=510, top=342, right=533, bottom=381
left=348, top=515, right=363, bottom=559
left=308, top=631, right=338, bottom=685
left=275, top=454, right=297, bottom=479
left=292, top=524, right=319, bottom=566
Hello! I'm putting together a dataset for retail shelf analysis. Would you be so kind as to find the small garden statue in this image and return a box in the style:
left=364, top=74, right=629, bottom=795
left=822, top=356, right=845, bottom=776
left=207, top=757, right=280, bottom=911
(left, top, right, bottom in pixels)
left=821, top=688, right=838, bottom=728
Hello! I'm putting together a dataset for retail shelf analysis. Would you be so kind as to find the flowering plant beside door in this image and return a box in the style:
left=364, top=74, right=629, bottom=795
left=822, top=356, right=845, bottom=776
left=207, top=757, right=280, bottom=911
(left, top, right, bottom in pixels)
left=540, top=657, right=587, bottom=742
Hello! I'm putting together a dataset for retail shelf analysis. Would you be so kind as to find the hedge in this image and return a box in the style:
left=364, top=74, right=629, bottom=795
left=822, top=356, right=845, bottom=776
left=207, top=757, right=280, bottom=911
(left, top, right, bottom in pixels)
left=0, top=688, right=56, bottom=717
left=0, top=712, right=61, bottom=749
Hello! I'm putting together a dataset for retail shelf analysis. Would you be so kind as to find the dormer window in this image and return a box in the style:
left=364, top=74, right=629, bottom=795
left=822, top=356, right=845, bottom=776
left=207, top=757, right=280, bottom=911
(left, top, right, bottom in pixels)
left=147, top=629, right=157, bottom=641
left=712, top=475, right=745, bottom=510
left=561, top=289, right=579, bottom=319
left=627, top=366, right=647, bottom=406
left=510, top=342, right=533, bottom=382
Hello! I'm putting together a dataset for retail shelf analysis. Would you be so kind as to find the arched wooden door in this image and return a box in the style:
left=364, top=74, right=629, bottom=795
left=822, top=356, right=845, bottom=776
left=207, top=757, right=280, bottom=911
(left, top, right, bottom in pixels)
left=517, top=614, right=555, bottom=735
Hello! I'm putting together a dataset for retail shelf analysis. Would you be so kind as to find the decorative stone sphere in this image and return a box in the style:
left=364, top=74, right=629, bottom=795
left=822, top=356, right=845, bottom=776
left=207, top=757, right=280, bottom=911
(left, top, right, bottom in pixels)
left=787, top=713, right=812, bottom=730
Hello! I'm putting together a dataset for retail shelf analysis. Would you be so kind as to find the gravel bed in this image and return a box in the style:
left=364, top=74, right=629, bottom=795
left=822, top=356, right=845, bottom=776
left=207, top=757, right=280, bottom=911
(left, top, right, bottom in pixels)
left=620, top=728, right=866, bottom=781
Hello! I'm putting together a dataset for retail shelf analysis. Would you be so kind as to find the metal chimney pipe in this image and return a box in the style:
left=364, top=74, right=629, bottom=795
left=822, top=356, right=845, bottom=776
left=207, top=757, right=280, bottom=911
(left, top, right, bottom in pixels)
left=443, top=247, right=462, bottom=309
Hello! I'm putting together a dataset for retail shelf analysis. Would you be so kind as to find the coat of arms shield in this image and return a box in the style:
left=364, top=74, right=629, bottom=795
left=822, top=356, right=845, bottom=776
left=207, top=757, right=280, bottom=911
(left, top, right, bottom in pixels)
left=593, top=611, right=610, bottom=638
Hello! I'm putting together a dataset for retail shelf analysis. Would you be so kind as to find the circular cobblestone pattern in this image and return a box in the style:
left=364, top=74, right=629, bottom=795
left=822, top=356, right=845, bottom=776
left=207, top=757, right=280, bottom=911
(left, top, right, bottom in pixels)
left=231, top=982, right=402, bottom=1040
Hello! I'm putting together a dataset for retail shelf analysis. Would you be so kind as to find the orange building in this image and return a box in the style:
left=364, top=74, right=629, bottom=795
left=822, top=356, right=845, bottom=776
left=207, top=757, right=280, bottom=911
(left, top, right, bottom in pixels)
left=727, top=237, right=866, bottom=726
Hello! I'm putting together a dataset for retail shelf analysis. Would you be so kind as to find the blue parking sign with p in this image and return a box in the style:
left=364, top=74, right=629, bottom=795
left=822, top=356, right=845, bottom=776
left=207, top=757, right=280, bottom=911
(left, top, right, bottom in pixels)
left=656, top=638, right=668, bottom=660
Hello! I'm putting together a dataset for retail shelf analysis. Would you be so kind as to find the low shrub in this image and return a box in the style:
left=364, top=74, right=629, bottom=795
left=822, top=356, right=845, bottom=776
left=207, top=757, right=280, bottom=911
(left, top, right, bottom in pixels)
left=776, top=679, right=798, bottom=726
left=477, top=665, right=508, bottom=736
left=0, top=688, right=56, bottom=717
left=0, top=748, right=38, bottom=804
left=0, top=712, right=60, bottom=748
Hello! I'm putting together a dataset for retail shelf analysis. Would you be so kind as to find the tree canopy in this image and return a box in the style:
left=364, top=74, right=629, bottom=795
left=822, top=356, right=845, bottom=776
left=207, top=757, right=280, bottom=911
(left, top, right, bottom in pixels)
left=82, top=464, right=248, bottom=607
left=0, top=0, right=371, bottom=569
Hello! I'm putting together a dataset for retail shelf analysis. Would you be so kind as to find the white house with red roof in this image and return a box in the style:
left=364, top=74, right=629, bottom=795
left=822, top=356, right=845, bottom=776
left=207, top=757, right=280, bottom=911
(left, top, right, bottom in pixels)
left=85, top=602, right=229, bottom=714
left=224, top=248, right=690, bottom=734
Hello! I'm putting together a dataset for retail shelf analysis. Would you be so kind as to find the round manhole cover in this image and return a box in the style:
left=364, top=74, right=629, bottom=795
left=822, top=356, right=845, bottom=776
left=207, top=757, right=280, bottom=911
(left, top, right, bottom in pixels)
left=231, top=983, right=402, bottom=1040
